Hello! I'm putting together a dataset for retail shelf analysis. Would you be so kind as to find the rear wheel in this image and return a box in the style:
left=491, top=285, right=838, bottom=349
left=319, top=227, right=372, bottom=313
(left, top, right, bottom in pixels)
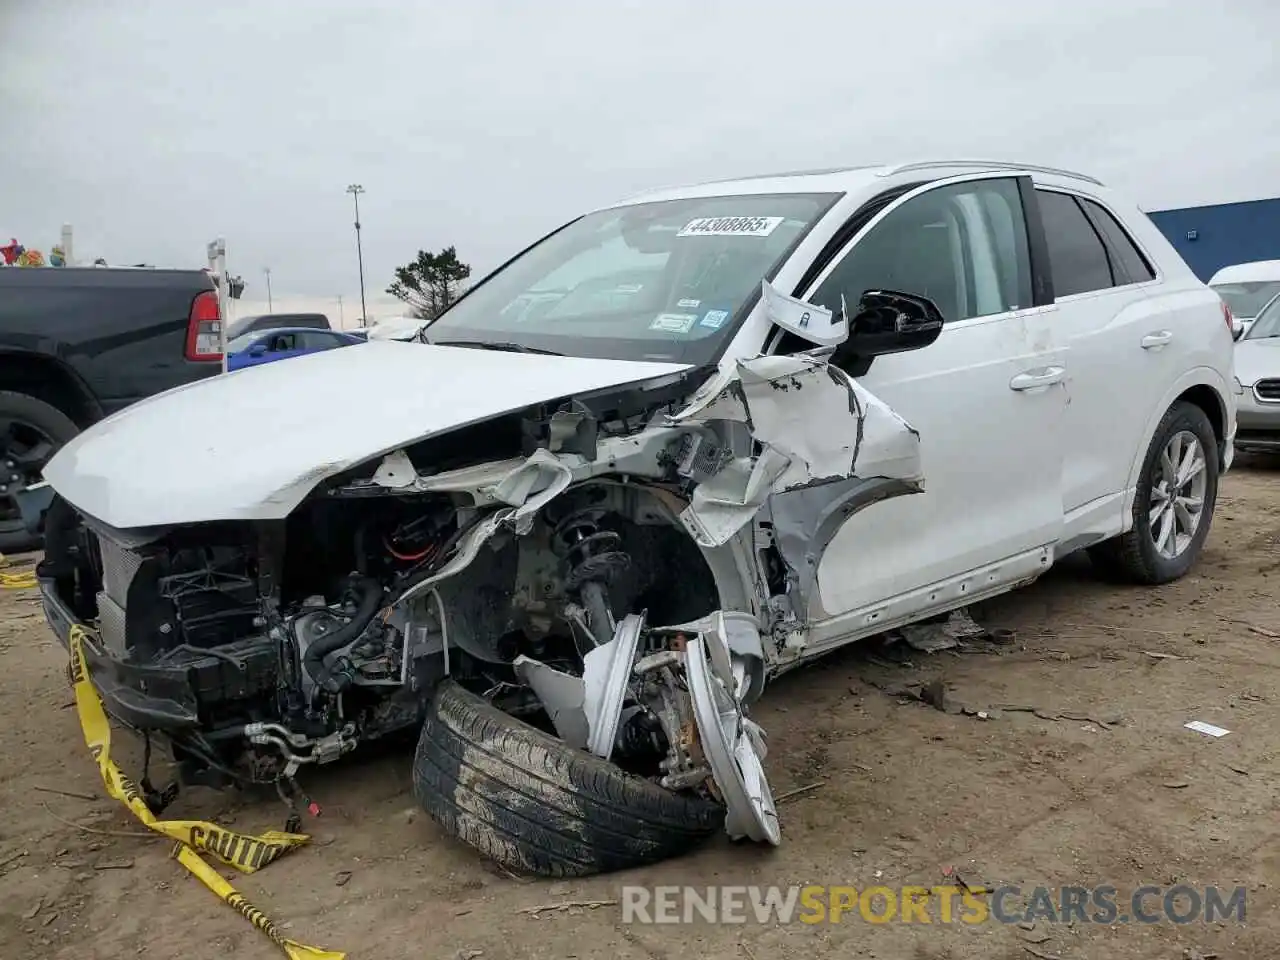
left=0, top=391, right=79, bottom=553
left=1088, top=401, right=1219, bottom=584
left=413, top=679, right=725, bottom=877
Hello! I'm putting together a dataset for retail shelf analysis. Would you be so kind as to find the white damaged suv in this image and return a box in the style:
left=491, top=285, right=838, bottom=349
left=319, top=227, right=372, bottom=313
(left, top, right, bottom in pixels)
left=31, top=160, right=1235, bottom=875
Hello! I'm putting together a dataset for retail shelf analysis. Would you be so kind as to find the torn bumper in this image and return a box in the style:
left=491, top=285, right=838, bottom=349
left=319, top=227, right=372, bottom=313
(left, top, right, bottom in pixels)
left=38, top=574, right=272, bottom=732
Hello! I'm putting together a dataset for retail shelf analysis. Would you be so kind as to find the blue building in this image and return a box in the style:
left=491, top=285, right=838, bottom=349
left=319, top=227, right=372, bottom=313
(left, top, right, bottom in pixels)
left=1147, top=197, right=1280, bottom=282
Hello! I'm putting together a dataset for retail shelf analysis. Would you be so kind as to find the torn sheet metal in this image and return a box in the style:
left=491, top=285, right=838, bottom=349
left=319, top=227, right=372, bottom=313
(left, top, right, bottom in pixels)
left=670, top=353, right=923, bottom=547
left=491, top=448, right=576, bottom=531
left=512, top=656, right=589, bottom=747
left=652, top=609, right=766, bottom=703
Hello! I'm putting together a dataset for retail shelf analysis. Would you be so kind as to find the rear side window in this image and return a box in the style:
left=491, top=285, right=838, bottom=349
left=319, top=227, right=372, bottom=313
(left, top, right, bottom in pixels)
left=1080, top=199, right=1155, bottom=284
left=1036, top=190, right=1113, bottom=297
left=300, top=331, right=344, bottom=350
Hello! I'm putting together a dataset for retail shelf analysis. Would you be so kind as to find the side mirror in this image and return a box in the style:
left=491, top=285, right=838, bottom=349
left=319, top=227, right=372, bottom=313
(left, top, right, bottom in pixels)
left=1232, top=321, right=1244, bottom=342
left=844, top=290, right=945, bottom=357
left=247, top=342, right=268, bottom=357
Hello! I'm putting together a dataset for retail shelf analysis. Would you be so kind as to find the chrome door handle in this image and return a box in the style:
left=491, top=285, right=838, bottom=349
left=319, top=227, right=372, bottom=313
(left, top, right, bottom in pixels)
left=1009, top=366, right=1065, bottom=391
left=1141, top=331, right=1173, bottom=349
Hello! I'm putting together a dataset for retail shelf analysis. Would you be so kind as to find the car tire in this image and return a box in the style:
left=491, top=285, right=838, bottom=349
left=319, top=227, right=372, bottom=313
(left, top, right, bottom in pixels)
left=1088, top=401, right=1219, bottom=585
left=413, top=679, right=725, bottom=878
left=0, top=391, right=80, bottom=554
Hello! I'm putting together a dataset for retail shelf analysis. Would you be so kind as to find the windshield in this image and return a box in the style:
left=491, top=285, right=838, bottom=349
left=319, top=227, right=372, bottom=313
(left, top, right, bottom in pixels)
left=1211, top=281, right=1280, bottom=319
left=1244, top=294, right=1280, bottom=340
left=423, top=193, right=839, bottom=364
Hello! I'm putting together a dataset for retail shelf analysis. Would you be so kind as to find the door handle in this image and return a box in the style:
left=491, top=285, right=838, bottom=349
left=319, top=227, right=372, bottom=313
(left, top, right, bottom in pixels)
left=1141, top=330, right=1173, bottom=349
left=1009, top=366, right=1065, bottom=391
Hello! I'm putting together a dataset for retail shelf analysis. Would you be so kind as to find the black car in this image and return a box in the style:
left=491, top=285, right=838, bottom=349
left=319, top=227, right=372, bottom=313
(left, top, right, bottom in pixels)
left=0, top=266, right=225, bottom=549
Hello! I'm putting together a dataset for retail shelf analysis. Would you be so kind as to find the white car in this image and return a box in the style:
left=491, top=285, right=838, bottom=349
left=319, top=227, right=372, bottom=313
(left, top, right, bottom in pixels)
left=1208, top=259, right=1280, bottom=339
left=1232, top=293, right=1280, bottom=453
left=31, top=159, right=1236, bottom=876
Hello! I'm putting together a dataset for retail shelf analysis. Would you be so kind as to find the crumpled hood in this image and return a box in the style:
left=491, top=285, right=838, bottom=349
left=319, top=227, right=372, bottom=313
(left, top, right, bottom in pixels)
left=1233, top=336, right=1280, bottom=387
left=43, top=340, right=691, bottom=529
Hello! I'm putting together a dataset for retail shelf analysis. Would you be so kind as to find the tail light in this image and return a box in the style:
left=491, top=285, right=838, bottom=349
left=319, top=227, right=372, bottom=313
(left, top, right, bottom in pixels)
left=185, top=290, right=223, bottom=361
left=1221, top=300, right=1235, bottom=334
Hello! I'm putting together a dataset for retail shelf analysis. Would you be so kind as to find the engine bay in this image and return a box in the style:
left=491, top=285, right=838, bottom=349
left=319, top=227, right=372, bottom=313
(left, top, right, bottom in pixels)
left=45, top=472, right=752, bottom=811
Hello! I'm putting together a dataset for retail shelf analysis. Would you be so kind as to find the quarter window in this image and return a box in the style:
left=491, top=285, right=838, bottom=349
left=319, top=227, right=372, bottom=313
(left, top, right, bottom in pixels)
left=811, top=178, right=1032, bottom=325
left=1036, top=190, right=1114, bottom=297
left=1079, top=199, right=1155, bottom=284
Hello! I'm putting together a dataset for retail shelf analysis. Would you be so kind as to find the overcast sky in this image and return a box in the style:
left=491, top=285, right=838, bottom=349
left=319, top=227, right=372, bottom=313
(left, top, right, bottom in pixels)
left=3, top=0, right=1278, bottom=307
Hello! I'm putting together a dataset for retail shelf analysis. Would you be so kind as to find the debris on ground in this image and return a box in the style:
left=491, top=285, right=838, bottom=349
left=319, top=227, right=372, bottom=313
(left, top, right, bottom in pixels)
left=775, top=781, right=825, bottom=804
left=1142, top=650, right=1187, bottom=661
left=22, top=897, right=43, bottom=920
left=1184, top=720, right=1230, bottom=738
left=93, top=857, right=134, bottom=870
left=1220, top=617, right=1280, bottom=639
left=893, top=608, right=995, bottom=653
left=1162, top=781, right=1191, bottom=789
left=335, top=870, right=353, bottom=886
left=33, top=785, right=98, bottom=802
left=518, top=899, right=619, bottom=917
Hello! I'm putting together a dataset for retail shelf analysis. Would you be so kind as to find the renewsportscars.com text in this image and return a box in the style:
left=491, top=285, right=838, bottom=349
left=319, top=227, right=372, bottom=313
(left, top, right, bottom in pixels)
left=620, top=884, right=1246, bottom=926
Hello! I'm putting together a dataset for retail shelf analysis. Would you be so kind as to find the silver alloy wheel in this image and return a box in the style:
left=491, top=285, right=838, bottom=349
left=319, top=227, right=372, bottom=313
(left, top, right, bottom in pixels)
left=1148, top=429, right=1208, bottom=560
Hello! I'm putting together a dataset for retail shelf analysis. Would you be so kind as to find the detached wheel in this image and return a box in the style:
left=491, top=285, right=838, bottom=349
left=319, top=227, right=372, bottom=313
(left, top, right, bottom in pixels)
left=413, top=679, right=725, bottom=877
left=1089, top=401, right=1219, bottom=584
left=0, top=391, right=79, bottom=553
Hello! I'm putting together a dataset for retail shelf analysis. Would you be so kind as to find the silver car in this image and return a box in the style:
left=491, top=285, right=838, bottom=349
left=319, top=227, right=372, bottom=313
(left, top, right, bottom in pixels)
left=1234, top=294, right=1280, bottom=453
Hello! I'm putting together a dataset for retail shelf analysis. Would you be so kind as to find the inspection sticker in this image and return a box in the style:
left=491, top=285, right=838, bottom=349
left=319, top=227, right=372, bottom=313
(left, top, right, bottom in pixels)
left=699, top=309, right=731, bottom=330
left=650, top=313, right=697, bottom=333
left=677, top=216, right=784, bottom=238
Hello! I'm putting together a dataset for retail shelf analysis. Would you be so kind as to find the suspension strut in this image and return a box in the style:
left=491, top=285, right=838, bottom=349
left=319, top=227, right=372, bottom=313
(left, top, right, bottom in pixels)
left=553, top=507, right=631, bottom=648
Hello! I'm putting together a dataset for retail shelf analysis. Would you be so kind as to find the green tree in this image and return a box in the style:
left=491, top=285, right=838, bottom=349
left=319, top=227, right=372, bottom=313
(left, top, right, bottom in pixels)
left=387, top=246, right=472, bottom=319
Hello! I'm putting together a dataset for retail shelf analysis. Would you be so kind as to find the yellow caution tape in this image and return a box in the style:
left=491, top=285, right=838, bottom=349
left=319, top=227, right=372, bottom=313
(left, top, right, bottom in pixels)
left=0, top=552, right=37, bottom=589
left=68, top=624, right=346, bottom=959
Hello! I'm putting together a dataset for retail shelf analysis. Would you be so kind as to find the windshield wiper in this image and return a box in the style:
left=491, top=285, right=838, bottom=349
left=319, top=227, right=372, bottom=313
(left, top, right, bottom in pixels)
left=428, top=338, right=563, bottom=356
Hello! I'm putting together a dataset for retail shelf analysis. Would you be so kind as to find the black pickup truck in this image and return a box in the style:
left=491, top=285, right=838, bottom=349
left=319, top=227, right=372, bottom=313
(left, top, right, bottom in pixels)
left=0, top=267, right=224, bottom=549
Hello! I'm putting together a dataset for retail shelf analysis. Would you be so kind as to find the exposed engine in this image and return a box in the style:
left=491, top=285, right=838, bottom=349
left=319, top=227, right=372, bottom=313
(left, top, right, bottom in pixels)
left=48, top=476, right=724, bottom=806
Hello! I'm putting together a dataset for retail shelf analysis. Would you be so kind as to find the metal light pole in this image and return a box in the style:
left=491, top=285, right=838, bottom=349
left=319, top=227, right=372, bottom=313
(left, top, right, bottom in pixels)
left=263, top=266, right=273, bottom=312
left=346, top=183, right=368, bottom=326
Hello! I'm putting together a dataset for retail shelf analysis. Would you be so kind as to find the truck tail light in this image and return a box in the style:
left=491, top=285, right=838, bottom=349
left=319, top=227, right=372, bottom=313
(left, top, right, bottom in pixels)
left=1221, top=300, right=1234, bottom=334
left=185, top=290, right=223, bottom=361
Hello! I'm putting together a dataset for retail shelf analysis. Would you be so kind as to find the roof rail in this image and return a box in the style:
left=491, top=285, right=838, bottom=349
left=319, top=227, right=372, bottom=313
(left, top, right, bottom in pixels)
left=880, top=159, right=1104, bottom=186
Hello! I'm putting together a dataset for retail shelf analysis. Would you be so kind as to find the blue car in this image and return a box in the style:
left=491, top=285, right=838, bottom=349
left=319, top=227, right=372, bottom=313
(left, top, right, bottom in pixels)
left=226, top=326, right=367, bottom=371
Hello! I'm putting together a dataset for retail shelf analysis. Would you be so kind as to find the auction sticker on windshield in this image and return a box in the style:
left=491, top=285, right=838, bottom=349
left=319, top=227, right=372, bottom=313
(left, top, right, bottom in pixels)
left=650, top=313, right=698, bottom=333
left=677, top=216, right=784, bottom=238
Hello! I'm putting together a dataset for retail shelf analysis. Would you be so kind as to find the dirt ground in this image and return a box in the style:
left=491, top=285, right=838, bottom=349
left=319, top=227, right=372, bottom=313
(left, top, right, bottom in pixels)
left=2, top=460, right=1278, bottom=960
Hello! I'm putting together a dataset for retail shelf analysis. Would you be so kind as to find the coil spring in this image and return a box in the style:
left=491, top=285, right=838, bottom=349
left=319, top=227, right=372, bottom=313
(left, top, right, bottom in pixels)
left=553, top=508, right=631, bottom=592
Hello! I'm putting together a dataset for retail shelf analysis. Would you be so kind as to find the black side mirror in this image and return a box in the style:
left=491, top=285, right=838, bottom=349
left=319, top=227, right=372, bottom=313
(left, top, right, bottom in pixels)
left=845, top=289, right=945, bottom=357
